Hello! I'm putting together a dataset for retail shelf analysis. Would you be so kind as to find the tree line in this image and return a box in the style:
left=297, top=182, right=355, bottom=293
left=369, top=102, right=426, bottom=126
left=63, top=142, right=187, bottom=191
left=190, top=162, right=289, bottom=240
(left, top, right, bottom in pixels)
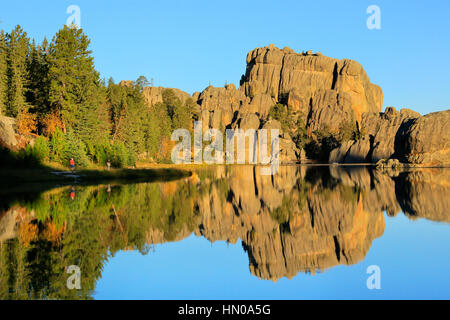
left=0, top=25, right=198, bottom=168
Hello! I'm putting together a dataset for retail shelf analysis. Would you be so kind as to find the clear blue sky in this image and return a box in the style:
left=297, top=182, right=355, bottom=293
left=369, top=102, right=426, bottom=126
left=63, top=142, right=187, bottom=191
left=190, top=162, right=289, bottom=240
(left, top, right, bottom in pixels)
left=1, top=0, right=449, bottom=115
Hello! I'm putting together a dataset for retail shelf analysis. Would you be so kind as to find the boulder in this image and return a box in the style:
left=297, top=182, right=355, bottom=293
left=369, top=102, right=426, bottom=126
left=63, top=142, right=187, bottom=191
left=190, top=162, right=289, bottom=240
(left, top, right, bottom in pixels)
left=0, top=116, right=18, bottom=148
left=402, top=110, right=450, bottom=166
left=345, top=136, right=371, bottom=163
left=329, top=140, right=354, bottom=163
left=238, top=113, right=260, bottom=131
left=361, top=107, right=421, bottom=163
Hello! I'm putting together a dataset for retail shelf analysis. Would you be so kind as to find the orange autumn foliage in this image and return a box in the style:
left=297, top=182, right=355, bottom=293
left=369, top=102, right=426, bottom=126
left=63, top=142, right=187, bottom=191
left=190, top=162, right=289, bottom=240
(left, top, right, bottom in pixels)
left=161, top=181, right=178, bottom=197
left=43, top=221, right=65, bottom=244
left=158, top=137, right=176, bottom=161
left=17, top=110, right=37, bottom=136
left=18, top=222, right=38, bottom=246
left=42, top=112, right=65, bottom=137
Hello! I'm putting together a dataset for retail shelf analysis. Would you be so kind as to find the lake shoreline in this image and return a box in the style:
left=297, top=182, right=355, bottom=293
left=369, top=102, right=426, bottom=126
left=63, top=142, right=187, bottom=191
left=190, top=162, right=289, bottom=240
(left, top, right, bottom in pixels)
left=1, top=162, right=448, bottom=189
left=0, top=166, right=193, bottom=187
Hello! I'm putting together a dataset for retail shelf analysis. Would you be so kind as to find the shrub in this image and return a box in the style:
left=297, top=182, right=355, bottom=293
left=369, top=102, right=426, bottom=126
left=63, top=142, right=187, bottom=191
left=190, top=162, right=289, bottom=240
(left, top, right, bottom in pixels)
left=268, top=104, right=293, bottom=133
left=49, top=127, right=67, bottom=162
left=111, top=141, right=129, bottom=168
left=17, top=145, right=41, bottom=167
left=92, top=143, right=112, bottom=165
left=33, top=136, right=50, bottom=162
left=127, top=150, right=136, bottom=167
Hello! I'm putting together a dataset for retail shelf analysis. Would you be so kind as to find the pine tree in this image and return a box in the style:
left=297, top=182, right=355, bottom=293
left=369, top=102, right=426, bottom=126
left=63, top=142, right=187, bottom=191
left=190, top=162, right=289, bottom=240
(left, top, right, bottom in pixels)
left=0, top=31, right=7, bottom=115
left=5, top=25, right=30, bottom=117
left=47, top=26, right=106, bottom=144
left=107, top=78, right=146, bottom=157
left=26, top=38, right=49, bottom=119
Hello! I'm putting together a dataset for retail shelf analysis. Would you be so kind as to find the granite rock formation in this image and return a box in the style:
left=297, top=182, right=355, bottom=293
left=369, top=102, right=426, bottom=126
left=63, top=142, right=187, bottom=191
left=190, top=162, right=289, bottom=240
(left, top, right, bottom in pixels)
left=139, top=45, right=448, bottom=166
left=401, top=110, right=450, bottom=166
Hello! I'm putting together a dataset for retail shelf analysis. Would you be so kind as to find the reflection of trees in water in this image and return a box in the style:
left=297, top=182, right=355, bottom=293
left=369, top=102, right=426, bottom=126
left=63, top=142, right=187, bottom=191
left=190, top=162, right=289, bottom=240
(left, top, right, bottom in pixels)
left=0, top=166, right=449, bottom=298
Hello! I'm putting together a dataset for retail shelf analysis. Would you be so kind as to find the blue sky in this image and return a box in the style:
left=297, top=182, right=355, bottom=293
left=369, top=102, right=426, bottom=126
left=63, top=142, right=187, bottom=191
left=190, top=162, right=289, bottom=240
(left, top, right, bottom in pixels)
left=1, top=0, right=449, bottom=115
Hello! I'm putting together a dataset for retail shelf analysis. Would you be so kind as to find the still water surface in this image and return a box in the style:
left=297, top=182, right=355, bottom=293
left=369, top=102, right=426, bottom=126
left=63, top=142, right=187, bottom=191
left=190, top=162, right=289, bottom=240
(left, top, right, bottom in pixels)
left=1, top=166, right=449, bottom=299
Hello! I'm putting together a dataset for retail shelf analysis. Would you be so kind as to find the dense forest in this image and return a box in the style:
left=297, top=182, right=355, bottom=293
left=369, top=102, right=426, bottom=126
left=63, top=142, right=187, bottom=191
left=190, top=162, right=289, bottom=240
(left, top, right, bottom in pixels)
left=0, top=25, right=198, bottom=168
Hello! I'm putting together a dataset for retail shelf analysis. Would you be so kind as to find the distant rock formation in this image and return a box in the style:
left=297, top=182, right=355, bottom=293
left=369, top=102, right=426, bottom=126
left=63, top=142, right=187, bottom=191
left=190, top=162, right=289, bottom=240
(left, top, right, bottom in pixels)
left=327, top=107, right=449, bottom=167
left=401, top=110, right=450, bottom=166
left=142, top=86, right=192, bottom=107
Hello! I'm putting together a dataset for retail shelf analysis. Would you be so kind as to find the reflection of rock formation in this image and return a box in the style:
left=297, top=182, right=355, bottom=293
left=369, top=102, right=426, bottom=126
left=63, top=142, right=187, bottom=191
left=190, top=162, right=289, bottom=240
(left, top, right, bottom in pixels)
left=193, top=166, right=386, bottom=280
left=191, top=166, right=449, bottom=280
left=0, top=166, right=449, bottom=284
left=395, top=169, right=450, bottom=222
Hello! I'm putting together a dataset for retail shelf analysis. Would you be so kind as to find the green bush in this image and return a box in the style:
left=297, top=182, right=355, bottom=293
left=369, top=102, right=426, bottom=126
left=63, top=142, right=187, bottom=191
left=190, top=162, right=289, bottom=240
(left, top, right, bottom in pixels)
left=111, top=142, right=129, bottom=168
left=49, top=128, right=68, bottom=162
left=33, top=136, right=50, bottom=162
left=268, top=104, right=293, bottom=132
left=91, top=142, right=113, bottom=166
left=127, top=151, right=136, bottom=167
left=17, top=144, right=42, bottom=167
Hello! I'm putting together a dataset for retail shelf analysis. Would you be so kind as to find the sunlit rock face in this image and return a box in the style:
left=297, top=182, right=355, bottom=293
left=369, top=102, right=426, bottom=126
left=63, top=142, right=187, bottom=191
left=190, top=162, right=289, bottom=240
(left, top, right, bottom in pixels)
left=401, top=110, right=450, bottom=166
left=241, top=45, right=383, bottom=122
left=142, top=86, right=191, bottom=107
left=133, top=45, right=448, bottom=166
left=197, top=84, right=249, bottom=130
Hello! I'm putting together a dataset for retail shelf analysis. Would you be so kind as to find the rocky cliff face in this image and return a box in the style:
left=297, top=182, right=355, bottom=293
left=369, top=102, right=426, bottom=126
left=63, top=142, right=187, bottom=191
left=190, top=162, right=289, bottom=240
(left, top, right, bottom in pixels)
left=142, top=86, right=192, bottom=107
left=139, top=45, right=448, bottom=167
left=401, top=110, right=450, bottom=166
left=328, top=107, right=449, bottom=166
left=240, top=45, right=383, bottom=122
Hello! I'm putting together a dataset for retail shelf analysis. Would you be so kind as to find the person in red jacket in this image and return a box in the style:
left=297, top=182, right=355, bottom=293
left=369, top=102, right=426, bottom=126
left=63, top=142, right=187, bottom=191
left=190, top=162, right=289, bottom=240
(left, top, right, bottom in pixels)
left=70, top=187, right=75, bottom=200
left=69, top=158, right=75, bottom=172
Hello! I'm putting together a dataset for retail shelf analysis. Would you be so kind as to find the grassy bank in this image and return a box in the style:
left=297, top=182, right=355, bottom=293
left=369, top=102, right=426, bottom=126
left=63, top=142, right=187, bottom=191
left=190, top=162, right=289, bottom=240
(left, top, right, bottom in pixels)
left=0, top=165, right=192, bottom=186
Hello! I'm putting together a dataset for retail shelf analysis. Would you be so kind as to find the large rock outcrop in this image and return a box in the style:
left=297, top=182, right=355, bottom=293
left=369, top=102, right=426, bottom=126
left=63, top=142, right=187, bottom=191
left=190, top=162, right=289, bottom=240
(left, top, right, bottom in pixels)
left=240, top=45, right=383, bottom=122
left=327, top=107, right=449, bottom=166
left=401, top=110, right=450, bottom=166
left=197, top=84, right=249, bottom=129
left=136, top=45, right=448, bottom=167
left=362, top=107, right=420, bottom=162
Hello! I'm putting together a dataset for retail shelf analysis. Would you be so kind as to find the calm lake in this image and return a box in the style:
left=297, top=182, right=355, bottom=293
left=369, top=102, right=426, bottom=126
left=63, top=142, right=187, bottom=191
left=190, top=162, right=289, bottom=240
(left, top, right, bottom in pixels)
left=1, top=165, right=449, bottom=300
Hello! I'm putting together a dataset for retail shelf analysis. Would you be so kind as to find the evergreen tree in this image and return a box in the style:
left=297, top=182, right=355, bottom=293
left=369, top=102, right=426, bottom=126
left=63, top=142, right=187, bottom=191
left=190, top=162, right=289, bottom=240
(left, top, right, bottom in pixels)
left=107, top=78, right=146, bottom=158
left=136, top=75, right=149, bottom=90
left=5, top=25, right=30, bottom=117
left=0, top=31, right=7, bottom=115
left=26, top=38, right=50, bottom=119
left=47, top=26, right=106, bottom=144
